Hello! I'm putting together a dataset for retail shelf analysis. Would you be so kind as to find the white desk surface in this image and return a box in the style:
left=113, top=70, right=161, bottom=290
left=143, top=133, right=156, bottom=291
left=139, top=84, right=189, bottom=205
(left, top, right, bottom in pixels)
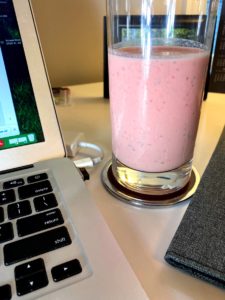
left=56, top=82, right=225, bottom=300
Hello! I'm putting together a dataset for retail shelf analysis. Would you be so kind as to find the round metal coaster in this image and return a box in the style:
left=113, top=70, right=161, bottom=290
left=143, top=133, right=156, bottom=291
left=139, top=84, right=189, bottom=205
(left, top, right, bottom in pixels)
left=101, top=160, right=200, bottom=208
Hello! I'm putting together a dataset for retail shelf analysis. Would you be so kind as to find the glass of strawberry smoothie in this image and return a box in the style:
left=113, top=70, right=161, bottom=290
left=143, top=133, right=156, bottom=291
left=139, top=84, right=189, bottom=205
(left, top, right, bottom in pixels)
left=106, top=0, right=218, bottom=196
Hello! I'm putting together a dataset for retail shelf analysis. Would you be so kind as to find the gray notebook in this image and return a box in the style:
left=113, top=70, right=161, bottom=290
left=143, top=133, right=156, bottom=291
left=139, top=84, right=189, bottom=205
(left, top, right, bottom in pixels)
left=165, top=126, right=225, bottom=289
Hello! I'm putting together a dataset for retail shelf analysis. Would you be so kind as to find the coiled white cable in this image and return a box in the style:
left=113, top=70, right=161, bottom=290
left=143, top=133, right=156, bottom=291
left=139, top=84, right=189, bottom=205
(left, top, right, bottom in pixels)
left=66, top=134, right=104, bottom=168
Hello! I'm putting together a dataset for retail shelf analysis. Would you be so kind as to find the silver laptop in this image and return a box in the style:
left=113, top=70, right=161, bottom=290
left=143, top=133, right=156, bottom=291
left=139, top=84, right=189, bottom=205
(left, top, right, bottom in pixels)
left=0, top=1, right=148, bottom=299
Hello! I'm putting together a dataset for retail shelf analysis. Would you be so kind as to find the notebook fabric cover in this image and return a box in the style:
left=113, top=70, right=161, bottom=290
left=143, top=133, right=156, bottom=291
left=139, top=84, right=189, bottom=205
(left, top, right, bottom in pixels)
left=165, top=126, right=225, bottom=289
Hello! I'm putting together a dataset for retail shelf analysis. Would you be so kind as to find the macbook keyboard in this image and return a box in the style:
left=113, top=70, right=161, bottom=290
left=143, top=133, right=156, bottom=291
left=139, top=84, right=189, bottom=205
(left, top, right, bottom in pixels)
left=0, top=170, right=91, bottom=300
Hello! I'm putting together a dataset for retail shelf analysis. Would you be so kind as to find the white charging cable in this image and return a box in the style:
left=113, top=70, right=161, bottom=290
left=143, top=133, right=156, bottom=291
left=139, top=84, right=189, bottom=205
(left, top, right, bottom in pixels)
left=66, top=133, right=104, bottom=168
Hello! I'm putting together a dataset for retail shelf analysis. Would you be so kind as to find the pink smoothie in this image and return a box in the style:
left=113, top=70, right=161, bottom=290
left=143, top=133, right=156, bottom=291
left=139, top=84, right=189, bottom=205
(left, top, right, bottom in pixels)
left=108, top=46, right=209, bottom=172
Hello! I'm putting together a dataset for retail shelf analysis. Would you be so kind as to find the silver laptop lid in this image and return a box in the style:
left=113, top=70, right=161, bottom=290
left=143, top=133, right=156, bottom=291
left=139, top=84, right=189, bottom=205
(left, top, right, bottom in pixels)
left=0, top=0, right=65, bottom=172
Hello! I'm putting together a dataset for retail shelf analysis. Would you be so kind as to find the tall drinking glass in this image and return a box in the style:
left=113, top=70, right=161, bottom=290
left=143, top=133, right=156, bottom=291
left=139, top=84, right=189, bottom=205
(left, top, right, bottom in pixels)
left=106, top=0, right=218, bottom=196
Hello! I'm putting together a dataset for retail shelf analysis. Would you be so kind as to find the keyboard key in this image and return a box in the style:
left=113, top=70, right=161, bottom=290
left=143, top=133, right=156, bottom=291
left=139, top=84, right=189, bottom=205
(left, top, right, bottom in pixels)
left=51, top=259, right=82, bottom=282
left=18, top=180, right=53, bottom=200
left=7, top=200, right=32, bottom=220
left=15, top=258, right=45, bottom=280
left=16, top=269, right=48, bottom=296
left=27, top=173, right=48, bottom=183
left=15, top=259, right=48, bottom=296
left=0, top=190, right=16, bottom=206
left=0, top=284, right=12, bottom=300
left=4, top=226, right=71, bottom=265
left=0, top=207, right=4, bottom=223
left=34, top=193, right=58, bottom=212
left=0, top=223, right=14, bottom=244
left=3, top=178, right=25, bottom=190
left=17, top=208, right=64, bottom=237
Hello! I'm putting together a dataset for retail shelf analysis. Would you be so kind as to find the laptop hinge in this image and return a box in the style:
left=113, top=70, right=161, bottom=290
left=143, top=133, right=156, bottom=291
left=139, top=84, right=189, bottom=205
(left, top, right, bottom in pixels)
left=0, top=164, right=34, bottom=175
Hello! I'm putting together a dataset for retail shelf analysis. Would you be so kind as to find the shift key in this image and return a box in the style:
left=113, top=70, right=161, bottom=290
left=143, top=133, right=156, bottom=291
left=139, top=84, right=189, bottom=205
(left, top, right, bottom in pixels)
left=4, top=226, right=71, bottom=266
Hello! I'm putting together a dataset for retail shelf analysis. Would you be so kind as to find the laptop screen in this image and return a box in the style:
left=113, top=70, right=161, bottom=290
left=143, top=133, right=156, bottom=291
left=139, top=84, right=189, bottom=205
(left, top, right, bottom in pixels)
left=0, top=0, right=65, bottom=172
left=0, top=0, right=44, bottom=151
